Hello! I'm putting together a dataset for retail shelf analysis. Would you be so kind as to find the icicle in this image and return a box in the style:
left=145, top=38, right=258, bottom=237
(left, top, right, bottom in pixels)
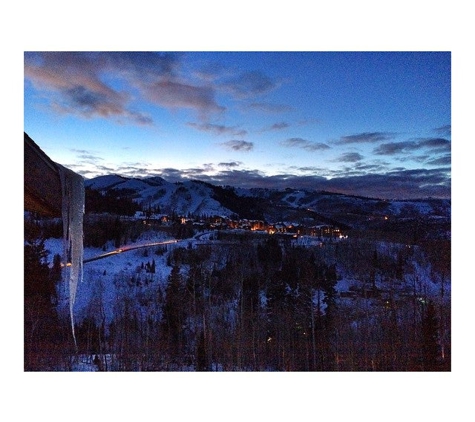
left=57, top=164, right=85, bottom=350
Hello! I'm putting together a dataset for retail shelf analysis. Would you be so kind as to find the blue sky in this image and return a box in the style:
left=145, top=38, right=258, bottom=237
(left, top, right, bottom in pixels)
left=24, top=51, right=451, bottom=200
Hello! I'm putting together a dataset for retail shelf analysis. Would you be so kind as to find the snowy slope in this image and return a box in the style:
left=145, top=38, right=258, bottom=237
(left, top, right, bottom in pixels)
left=45, top=232, right=176, bottom=326
left=84, top=174, right=129, bottom=190
left=85, top=176, right=235, bottom=217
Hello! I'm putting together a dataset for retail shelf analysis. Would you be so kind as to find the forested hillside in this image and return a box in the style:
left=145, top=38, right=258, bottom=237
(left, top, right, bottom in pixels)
left=25, top=209, right=450, bottom=371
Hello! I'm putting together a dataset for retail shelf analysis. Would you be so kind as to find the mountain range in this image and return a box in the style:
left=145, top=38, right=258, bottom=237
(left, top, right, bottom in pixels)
left=84, top=174, right=451, bottom=238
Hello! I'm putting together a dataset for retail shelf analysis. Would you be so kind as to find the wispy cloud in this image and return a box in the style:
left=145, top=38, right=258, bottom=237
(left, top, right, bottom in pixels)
left=261, top=122, right=290, bottom=132
left=69, top=149, right=105, bottom=167
left=145, top=80, right=224, bottom=117
left=220, top=70, right=279, bottom=98
left=246, top=102, right=293, bottom=113
left=76, top=153, right=104, bottom=162
left=336, top=152, right=364, bottom=162
left=417, top=137, right=451, bottom=151
left=290, top=166, right=326, bottom=173
left=426, top=155, right=451, bottom=166
left=337, top=132, right=396, bottom=144
left=434, top=125, right=451, bottom=137
left=74, top=163, right=117, bottom=176
left=374, top=137, right=451, bottom=155
left=373, top=141, right=418, bottom=155
left=187, top=122, right=247, bottom=137
left=280, top=137, right=330, bottom=152
left=192, top=61, right=228, bottom=82
left=220, top=140, right=254, bottom=152
left=218, top=161, right=243, bottom=168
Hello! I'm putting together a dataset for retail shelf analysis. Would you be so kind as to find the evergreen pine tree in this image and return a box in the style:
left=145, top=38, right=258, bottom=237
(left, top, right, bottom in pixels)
left=161, top=265, right=185, bottom=361
left=196, top=330, right=208, bottom=371
left=422, top=300, right=439, bottom=371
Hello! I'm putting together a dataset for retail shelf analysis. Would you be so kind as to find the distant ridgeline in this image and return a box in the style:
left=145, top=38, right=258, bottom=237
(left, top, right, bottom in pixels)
left=83, top=174, right=450, bottom=242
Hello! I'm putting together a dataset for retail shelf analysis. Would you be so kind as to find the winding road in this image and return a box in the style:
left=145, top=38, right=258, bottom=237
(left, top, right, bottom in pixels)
left=81, top=230, right=246, bottom=264
left=83, top=239, right=179, bottom=263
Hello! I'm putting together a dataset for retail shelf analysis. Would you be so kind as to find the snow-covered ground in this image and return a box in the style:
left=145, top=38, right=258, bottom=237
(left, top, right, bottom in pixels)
left=45, top=230, right=177, bottom=326
left=43, top=228, right=450, bottom=337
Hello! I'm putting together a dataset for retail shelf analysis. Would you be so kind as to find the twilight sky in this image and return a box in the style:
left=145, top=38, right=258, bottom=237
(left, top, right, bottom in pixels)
left=24, top=51, right=451, bottom=199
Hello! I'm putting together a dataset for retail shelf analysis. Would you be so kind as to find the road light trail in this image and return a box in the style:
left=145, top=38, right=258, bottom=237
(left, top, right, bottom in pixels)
left=83, top=239, right=179, bottom=263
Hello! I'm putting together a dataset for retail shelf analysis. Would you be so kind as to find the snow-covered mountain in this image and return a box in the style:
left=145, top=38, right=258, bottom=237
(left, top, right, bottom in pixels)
left=85, top=175, right=451, bottom=229
left=85, top=175, right=235, bottom=217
